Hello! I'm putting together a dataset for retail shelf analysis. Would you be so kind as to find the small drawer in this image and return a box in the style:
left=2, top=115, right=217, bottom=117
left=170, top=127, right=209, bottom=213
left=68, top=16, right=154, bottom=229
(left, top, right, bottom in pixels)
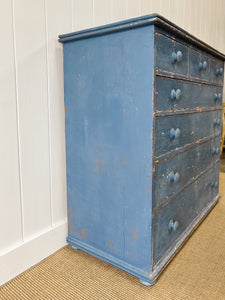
left=153, top=136, right=221, bottom=207
left=155, top=33, right=188, bottom=77
left=155, top=77, right=223, bottom=112
left=153, top=163, right=219, bottom=265
left=189, top=48, right=224, bottom=84
left=154, top=110, right=222, bottom=157
left=189, top=48, right=213, bottom=82
left=212, top=59, right=224, bottom=85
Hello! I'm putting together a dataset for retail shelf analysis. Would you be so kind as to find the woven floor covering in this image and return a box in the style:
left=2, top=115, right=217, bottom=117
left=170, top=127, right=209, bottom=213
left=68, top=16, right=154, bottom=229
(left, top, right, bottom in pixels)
left=1, top=174, right=225, bottom=299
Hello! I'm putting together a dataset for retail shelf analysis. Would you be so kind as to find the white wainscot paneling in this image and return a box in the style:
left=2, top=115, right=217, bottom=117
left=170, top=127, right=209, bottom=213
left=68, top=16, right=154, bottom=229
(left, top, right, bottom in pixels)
left=111, top=0, right=126, bottom=22
left=45, top=0, right=71, bottom=224
left=72, top=0, right=93, bottom=30
left=94, top=0, right=111, bottom=26
left=13, top=0, right=51, bottom=239
left=126, top=0, right=141, bottom=18
left=0, top=0, right=22, bottom=253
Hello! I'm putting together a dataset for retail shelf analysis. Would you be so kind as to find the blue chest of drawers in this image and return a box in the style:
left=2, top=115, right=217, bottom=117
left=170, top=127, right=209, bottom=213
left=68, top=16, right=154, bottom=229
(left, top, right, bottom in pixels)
left=59, top=14, right=225, bottom=286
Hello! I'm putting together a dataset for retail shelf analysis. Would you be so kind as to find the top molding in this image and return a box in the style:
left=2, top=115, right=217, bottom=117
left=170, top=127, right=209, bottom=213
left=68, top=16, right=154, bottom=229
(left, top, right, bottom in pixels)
left=58, top=13, right=225, bottom=60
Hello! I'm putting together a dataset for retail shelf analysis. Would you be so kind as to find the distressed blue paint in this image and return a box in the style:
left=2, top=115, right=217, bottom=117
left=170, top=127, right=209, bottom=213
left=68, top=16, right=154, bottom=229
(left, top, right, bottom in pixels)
left=153, top=136, right=221, bottom=207
left=64, top=26, right=154, bottom=274
left=155, top=110, right=222, bottom=157
left=155, top=77, right=223, bottom=112
left=153, top=162, right=220, bottom=265
left=60, top=14, right=225, bottom=285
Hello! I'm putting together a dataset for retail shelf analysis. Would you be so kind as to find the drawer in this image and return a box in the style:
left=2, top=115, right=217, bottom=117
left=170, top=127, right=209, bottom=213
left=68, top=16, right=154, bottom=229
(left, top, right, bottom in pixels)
left=153, top=182, right=196, bottom=265
left=153, top=136, right=221, bottom=207
left=155, top=110, right=222, bottom=157
left=195, top=163, right=219, bottom=213
left=189, top=48, right=224, bottom=84
left=153, top=164, right=219, bottom=265
left=155, top=77, right=223, bottom=112
left=212, top=59, right=224, bottom=85
left=155, top=33, right=188, bottom=77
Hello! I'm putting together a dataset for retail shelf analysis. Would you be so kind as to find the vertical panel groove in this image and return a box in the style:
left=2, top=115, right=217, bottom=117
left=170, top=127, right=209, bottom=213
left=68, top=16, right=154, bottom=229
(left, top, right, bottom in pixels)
left=11, top=0, right=24, bottom=242
left=71, top=0, right=74, bottom=30
left=125, top=0, right=128, bottom=18
left=110, top=0, right=112, bottom=22
left=92, top=0, right=95, bottom=26
left=44, top=0, right=53, bottom=227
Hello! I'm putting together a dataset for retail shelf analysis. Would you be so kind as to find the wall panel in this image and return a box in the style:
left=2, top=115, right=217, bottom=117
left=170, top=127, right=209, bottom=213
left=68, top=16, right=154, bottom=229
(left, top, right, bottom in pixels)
left=72, top=0, right=93, bottom=30
left=94, top=0, right=111, bottom=26
left=13, top=0, right=51, bottom=239
left=0, top=0, right=22, bottom=253
left=126, top=0, right=141, bottom=18
left=45, top=0, right=72, bottom=224
left=111, top=0, right=126, bottom=22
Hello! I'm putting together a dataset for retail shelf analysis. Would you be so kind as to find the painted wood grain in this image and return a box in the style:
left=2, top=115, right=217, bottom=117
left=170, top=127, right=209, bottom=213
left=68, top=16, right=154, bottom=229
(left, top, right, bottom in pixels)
left=0, top=0, right=22, bottom=253
left=13, top=0, right=51, bottom=239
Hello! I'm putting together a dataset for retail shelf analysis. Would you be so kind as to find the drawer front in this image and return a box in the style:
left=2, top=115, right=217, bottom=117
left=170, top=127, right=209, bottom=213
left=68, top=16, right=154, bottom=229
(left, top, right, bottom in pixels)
left=153, top=164, right=219, bottom=265
left=195, top=163, right=219, bottom=212
left=212, top=59, right=224, bottom=85
left=153, top=136, right=221, bottom=207
left=155, top=110, right=222, bottom=157
left=155, top=77, right=223, bottom=112
left=155, top=33, right=188, bottom=76
left=189, top=48, right=224, bottom=84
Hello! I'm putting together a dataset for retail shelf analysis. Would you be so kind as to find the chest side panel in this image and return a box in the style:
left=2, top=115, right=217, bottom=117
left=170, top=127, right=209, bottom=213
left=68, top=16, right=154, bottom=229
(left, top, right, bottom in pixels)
left=63, top=26, right=154, bottom=272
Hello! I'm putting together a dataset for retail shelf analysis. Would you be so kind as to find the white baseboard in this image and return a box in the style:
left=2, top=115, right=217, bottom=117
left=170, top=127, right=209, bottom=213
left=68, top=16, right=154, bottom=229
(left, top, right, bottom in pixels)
left=0, top=220, right=68, bottom=286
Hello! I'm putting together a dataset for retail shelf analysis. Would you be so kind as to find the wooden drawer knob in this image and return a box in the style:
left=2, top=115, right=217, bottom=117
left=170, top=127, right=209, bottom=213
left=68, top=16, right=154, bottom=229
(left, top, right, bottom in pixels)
left=199, top=61, right=207, bottom=71
left=211, top=147, right=219, bottom=154
left=213, top=119, right=221, bottom=126
left=215, top=68, right=223, bottom=76
left=214, top=93, right=222, bottom=101
left=168, top=219, right=179, bottom=231
left=172, top=51, right=183, bottom=63
left=170, top=89, right=181, bottom=100
left=170, top=128, right=181, bottom=139
left=211, top=182, right=218, bottom=188
left=169, top=172, right=180, bottom=183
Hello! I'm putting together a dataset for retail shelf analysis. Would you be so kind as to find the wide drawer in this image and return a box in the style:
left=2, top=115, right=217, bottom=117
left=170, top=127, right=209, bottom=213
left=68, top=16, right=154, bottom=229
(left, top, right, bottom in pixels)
left=155, top=76, right=223, bottom=112
left=189, top=48, right=224, bottom=85
left=155, top=33, right=188, bottom=77
left=153, top=163, right=219, bottom=265
left=153, top=136, right=221, bottom=207
left=155, top=110, right=222, bottom=157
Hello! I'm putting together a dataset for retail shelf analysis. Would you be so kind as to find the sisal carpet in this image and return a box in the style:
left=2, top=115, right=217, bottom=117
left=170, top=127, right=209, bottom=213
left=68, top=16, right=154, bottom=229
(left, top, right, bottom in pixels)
left=1, top=172, right=225, bottom=299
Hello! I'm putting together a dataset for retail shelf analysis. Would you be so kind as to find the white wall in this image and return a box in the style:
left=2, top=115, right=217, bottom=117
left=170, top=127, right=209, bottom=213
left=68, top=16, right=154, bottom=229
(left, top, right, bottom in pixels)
left=1, top=0, right=225, bottom=286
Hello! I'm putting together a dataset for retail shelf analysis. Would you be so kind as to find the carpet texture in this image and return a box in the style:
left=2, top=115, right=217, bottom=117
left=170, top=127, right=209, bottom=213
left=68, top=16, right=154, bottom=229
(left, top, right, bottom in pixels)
left=1, top=171, right=225, bottom=299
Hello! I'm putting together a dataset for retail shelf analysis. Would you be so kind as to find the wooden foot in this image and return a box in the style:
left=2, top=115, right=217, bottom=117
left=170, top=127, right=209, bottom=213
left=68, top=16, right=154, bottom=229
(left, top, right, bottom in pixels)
left=139, top=279, right=156, bottom=286
left=72, top=246, right=79, bottom=250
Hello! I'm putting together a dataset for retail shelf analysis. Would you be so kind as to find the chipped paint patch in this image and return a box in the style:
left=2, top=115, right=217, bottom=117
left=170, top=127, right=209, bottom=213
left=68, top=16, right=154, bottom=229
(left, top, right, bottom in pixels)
left=146, top=187, right=151, bottom=194
left=68, top=204, right=75, bottom=233
left=108, top=240, right=118, bottom=252
left=79, top=228, right=87, bottom=239
left=132, top=229, right=139, bottom=240
left=121, top=155, right=127, bottom=165
left=93, top=158, right=105, bottom=173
